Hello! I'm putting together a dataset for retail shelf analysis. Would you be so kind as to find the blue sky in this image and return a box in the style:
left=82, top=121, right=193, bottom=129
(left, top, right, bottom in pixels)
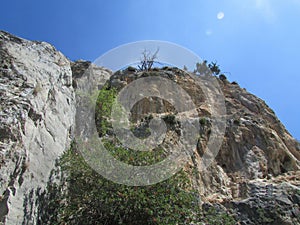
left=1, top=0, right=300, bottom=139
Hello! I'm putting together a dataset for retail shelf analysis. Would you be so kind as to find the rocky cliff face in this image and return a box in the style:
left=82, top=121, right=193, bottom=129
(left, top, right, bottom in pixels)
left=0, top=31, right=299, bottom=224
left=105, top=66, right=300, bottom=224
left=0, top=31, right=75, bottom=224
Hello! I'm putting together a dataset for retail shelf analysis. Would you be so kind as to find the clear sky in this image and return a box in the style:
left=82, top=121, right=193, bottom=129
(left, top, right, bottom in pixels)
left=1, top=0, right=299, bottom=139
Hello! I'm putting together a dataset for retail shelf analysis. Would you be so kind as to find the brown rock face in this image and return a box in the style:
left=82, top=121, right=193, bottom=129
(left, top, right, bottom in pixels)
left=108, top=67, right=300, bottom=178
left=106, top=66, right=300, bottom=224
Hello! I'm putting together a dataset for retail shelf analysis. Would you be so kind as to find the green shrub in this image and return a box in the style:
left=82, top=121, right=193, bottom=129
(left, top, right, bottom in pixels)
left=38, top=79, right=238, bottom=225
left=53, top=144, right=200, bottom=225
left=208, top=61, right=221, bottom=76
left=219, top=74, right=227, bottom=81
left=199, top=117, right=207, bottom=126
left=95, top=85, right=118, bottom=136
left=256, top=207, right=274, bottom=223
left=203, top=207, right=236, bottom=225
left=162, top=114, right=176, bottom=126
left=194, top=60, right=222, bottom=76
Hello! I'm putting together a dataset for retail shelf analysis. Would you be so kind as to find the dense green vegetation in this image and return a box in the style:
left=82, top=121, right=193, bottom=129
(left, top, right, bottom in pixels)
left=38, top=81, right=236, bottom=225
left=41, top=143, right=236, bottom=225
left=57, top=145, right=200, bottom=225
left=95, top=85, right=118, bottom=136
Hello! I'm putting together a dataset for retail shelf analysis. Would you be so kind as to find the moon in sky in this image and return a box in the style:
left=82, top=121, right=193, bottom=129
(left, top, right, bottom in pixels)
left=217, top=12, right=225, bottom=20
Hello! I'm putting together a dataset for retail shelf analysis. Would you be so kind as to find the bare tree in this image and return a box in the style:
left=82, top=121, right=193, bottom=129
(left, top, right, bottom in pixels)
left=138, top=48, right=159, bottom=71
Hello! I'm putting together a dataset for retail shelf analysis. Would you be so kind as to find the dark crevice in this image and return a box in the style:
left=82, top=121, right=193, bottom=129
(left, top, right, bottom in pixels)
left=28, top=108, right=42, bottom=126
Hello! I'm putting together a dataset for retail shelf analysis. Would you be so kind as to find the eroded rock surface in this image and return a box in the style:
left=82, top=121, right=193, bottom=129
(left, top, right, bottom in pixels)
left=0, top=31, right=75, bottom=224
left=106, top=67, right=300, bottom=224
left=0, top=31, right=299, bottom=224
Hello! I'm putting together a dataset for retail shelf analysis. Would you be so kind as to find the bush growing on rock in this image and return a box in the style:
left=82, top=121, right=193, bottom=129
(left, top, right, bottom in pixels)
left=194, top=60, right=222, bottom=76
left=38, top=82, right=236, bottom=225
left=47, top=143, right=201, bottom=225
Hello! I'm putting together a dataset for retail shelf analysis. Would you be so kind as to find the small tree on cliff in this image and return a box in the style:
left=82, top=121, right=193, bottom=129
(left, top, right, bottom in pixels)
left=208, top=61, right=221, bottom=76
left=138, top=48, right=159, bottom=71
left=194, top=60, right=221, bottom=76
left=194, top=60, right=209, bottom=75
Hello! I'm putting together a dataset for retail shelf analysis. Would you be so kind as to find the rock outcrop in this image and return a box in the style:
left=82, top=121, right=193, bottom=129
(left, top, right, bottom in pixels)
left=105, top=67, right=300, bottom=224
left=0, top=31, right=75, bottom=224
left=0, top=31, right=299, bottom=224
